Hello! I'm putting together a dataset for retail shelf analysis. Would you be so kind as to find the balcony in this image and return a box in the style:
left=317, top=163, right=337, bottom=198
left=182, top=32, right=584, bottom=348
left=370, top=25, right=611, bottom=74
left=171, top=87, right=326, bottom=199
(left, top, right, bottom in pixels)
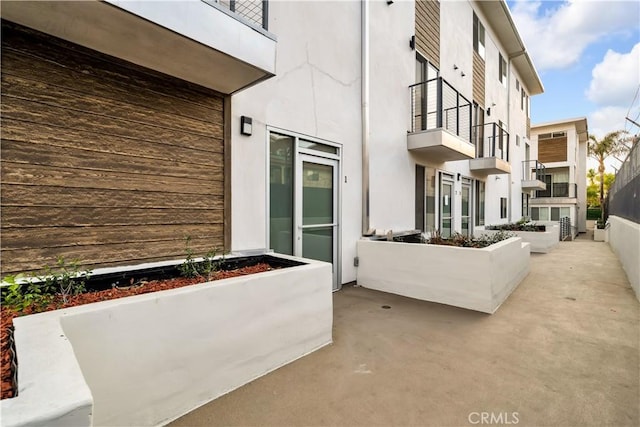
left=1, top=0, right=276, bottom=94
left=521, top=160, right=547, bottom=191
left=408, top=78, right=475, bottom=162
left=532, top=182, right=578, bottom=204
left=469, top=122, right=511, bottom=175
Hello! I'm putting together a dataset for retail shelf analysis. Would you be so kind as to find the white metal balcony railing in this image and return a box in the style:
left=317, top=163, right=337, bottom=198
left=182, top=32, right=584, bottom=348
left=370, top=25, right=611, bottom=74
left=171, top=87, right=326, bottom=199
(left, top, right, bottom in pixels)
left=410, top=77, right=472, bottom=143
left=473, top=122, right=509, bottom=161
left=534, top=182, right=577, bottom=198
left=522, top=160, right=546, bottom=181
left=208, top=0, right=268, bottom=30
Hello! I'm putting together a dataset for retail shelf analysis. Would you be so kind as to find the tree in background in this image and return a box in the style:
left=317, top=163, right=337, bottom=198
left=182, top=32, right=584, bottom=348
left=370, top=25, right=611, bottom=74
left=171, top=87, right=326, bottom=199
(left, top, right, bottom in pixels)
left=588, top=131, right=628, bottom=221
left=587, top=172, right=615, bottom=207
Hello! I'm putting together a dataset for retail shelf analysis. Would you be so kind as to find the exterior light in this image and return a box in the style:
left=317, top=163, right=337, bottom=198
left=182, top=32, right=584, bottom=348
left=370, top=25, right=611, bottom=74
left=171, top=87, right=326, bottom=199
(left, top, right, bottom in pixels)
left=387, top=0, right=394, bottom=4
left=240, top=116, right=252, bottom=136
left=409, top=35, right=415, bottom=50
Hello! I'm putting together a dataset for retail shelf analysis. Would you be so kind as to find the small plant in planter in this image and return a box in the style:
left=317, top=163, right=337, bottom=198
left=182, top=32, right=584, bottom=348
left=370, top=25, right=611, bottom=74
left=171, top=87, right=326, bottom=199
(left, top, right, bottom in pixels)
left=394, top=230, right=514, bottom=248
left=596, top=219, right=606, bottom=229
left=178, top=236, right=225, bottom=281
left=486, top=217, right=546, bottom=232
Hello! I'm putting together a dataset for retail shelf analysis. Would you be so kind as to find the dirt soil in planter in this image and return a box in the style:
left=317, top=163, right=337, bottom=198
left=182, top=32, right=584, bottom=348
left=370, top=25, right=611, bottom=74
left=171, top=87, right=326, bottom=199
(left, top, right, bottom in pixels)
left=0, top=263, right=274, bottom=400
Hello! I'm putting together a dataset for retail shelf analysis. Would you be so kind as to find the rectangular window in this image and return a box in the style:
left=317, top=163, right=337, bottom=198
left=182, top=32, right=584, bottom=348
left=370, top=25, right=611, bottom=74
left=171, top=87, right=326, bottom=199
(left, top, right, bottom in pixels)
left=475, top=180, right=485, bottom=226
left=551, top=207, right=560, bottom=221
left=500, top=197, right=507, bottom=219
left=531, top=207, right=539, bottom=221
left=516, top=79, right=520, bottom=91
left=269, top=132, right=295, bottom=255
left=521, top=88, right=525, bottom=110
left=473, top=13, right=485, bottom=59
left=516, top=134, right=520, bottom=147
left=521, top=193, right=529, bottom=218
left=560, top=207, right=570, bottom=218
left=499, top=53, right=507, bottom=86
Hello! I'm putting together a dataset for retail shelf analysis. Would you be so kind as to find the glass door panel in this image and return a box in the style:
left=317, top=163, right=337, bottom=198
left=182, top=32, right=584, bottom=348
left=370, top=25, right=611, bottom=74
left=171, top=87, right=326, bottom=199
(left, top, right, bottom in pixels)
left=440, top=174, right=454, bottom=238
left=461, top=180, right=471, bottom=236
left=297, top=155, right=339, bottom=289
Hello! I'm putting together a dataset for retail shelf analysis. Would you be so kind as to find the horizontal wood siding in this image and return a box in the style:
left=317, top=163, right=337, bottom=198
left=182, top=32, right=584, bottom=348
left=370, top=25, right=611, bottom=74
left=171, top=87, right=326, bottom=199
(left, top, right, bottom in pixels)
left=1, top=21, right=226, bottom=275
left=538, top=137, right=568, bottom=163
left=415, top=0, right=440, bottom=68
left=473, top=51, right=485, bottom=107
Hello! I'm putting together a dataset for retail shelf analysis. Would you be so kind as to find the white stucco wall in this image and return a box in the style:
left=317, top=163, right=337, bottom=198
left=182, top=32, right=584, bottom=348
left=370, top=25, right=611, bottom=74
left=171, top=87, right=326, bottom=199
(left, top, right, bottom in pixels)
left=230, top=1, right=362, bottom=284
left=607, top=216, right=640, bottom=301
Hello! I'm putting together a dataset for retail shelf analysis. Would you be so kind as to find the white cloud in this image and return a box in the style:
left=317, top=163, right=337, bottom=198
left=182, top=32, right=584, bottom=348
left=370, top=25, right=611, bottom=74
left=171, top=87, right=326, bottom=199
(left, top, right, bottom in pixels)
left=510, top=0, right=640, bottom=72
left=588, top=105, right=628, bottom=139
left=587, top=43, right=640, bottom=107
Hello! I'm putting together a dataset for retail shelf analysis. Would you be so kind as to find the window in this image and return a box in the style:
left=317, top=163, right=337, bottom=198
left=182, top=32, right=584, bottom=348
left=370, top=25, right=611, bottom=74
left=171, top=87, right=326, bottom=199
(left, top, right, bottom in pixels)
left=499, top=53, right=507, bottom=86
left=516, top=79, right=520, bottom=91
left=539, top=131, right=566, bottom=140
left=520, top=88, right=525, bottom=110
left=473, top=13, right=485, bottom=59
left=500, top=197, right=507, bottom=219
left=269, top=132, right=295, bottom=255
left=521, top=193, right=529, bottom=219
left=475, top=180, right=485, bottom=226
left=531, top=207, right=549, bottom=221
left=551, top=207, right=571, bottom=221
left=516, top=134, right=520, bottom=147
left=415, top=165, right=436, bottom=232
left=415, top=165, right=425, bottom=231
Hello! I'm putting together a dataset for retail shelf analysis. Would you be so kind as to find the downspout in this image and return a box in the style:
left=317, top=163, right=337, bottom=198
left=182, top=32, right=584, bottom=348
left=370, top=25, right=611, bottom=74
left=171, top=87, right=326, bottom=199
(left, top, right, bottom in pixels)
left=507, top=57, right=512, bottom=222
left=361, top=0, right=370, bottom=235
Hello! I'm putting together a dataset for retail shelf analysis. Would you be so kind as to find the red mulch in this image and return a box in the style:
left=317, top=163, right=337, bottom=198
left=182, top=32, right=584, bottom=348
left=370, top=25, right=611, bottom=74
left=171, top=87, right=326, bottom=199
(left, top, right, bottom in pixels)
left=0, top=263, right=274, bottom=400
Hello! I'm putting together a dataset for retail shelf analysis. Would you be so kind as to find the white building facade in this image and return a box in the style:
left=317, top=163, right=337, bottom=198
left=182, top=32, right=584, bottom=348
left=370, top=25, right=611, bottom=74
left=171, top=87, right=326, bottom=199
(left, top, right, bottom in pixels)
left=528, top=118, right=589, bottom=237
left=0, top=0, right=544, bottom=290
left=232, top=0, right=544, bottom=289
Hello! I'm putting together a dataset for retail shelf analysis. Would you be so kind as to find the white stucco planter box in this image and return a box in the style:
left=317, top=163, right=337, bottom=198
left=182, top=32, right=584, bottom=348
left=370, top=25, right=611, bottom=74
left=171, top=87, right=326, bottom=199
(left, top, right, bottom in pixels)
left=1, top=254, right=332, bottom=427
left=594, top=227, right=607, bottom=241
left=476, top=226, right=559, bottom=253
left=356, top=237, right=530, bottom=314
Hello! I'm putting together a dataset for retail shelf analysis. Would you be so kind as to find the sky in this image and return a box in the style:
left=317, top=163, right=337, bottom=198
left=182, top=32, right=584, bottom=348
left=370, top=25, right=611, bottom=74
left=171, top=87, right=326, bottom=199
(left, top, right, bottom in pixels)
left=506, top=0, right=640, bottom=171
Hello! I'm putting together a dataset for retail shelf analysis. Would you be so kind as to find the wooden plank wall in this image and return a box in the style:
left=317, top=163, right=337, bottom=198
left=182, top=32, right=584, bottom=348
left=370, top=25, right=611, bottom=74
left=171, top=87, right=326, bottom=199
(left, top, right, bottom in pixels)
left=1, top=21, right=226, bottom=275
left=415, top=0, right=440, bottom=68
left=538, top=137, right=568, bottom=163
left=472, top=51, right=485, bottom=107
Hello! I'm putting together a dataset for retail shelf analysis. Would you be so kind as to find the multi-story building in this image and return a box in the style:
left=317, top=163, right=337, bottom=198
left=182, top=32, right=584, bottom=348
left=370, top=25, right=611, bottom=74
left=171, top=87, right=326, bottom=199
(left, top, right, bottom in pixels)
left=0, top=1, right=543, bottom=291
left=528, top=117, right=589, bottom=237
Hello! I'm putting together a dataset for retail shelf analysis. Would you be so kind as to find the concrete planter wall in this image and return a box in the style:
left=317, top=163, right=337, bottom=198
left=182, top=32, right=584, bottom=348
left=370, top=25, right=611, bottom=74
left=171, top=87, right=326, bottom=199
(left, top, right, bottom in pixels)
left=356, top=237, right=530, bottom=314
left=476, top=225, right=559, bottom=253
left=1, top=254, right=332, bottom=427
left=607, top=216, right=639, bottom=301
left=594, top=227, right=606, bottom=242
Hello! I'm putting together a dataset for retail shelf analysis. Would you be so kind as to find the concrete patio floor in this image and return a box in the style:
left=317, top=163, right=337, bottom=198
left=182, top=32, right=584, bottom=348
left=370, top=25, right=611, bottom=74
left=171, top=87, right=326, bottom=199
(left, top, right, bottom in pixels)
left=170, top=235, right=639, bottom=427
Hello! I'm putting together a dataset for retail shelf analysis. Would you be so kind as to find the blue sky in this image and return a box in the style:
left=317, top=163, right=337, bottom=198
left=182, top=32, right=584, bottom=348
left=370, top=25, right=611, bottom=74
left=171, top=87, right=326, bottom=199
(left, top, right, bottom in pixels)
left=507, top=0, right=640, bottom=145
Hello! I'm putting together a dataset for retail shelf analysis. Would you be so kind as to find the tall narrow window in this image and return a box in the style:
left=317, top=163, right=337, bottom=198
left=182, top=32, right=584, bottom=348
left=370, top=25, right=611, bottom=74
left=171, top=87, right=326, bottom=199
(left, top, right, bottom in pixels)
left=521, top=193, right=529, bottom=219
left=473, top=102, right=485, bottom=157
left=500, top=197, right=508, bottom=219
left=473, top=13, right=485, bottom=59
left=499, top=53, right=507, bottom=86
left=475, top=180, right=485, bottom=226
left=521, top=88, right=525, bottom=110
left=415, top=165, right=426, bottom=231
left=269, top=133, right=295, bottom=255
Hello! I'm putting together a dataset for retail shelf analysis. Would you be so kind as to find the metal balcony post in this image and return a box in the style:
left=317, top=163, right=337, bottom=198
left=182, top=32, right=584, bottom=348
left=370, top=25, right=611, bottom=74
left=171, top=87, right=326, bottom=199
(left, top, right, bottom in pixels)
left=436, top=78, right=443, bottom=129
left=456, top=93, right=460, bottom=136
left=491, top=123, right=496, bottom=157
left=230, top=0, right=236, bottom=12
left=506, top=132, right=510, bottom=161
left=262, top=1, right=269, bottom=30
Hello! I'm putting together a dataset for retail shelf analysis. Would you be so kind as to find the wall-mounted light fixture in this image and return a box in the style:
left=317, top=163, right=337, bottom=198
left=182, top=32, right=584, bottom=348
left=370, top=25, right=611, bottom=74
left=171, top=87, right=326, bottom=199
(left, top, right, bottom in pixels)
left=240, top=116, right=252, bottom=136
left=386, top=0, right=394, bottom=5
left=461, top=72, right=466, bottom=77
left=409, top=35, right=415, bottom=50
left=457, top=173, right=461, bottom=181
left=453, top=64, right=459, bottom=70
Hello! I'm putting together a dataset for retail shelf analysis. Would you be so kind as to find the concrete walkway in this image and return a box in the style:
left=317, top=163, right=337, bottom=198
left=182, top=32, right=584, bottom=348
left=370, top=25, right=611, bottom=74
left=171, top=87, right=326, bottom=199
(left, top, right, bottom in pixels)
left=170, top=237, right=639, bottom=427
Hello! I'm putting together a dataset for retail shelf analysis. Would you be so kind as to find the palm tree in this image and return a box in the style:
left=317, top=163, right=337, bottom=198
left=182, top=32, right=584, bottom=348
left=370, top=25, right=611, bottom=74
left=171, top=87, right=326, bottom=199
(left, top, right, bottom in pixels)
left=588, top=130, right=628, bottom=221
left=587, top=168, right=597, bottom=186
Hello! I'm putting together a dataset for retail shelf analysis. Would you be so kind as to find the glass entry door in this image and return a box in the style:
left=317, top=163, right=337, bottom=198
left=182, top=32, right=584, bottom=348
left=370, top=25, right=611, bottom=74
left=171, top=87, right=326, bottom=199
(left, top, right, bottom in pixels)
left=440, top=173, right=454, bottom=238
left=461, top=179, right=471, bottom=236
left=296, top=154, right=339, bottom=289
